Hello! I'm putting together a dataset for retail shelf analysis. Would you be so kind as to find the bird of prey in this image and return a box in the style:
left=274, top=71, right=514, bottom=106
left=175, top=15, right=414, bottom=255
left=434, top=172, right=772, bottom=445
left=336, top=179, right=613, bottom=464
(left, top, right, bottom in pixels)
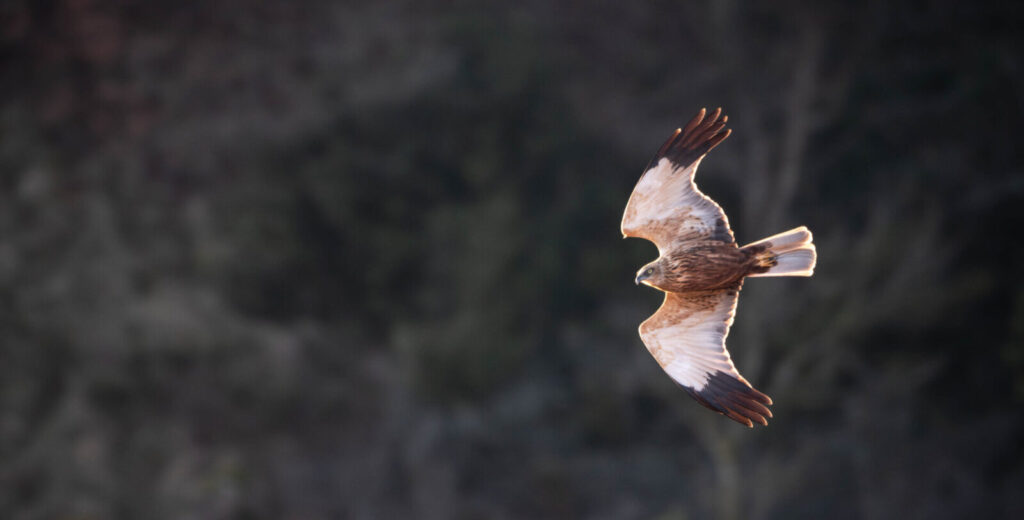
left=622, top=107, right=816, bottom=427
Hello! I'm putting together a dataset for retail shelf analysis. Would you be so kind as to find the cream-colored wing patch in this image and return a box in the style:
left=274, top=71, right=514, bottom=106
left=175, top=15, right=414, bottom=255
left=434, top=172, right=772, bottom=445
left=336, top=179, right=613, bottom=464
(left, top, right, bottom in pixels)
left=638, top=289, right=773, bottom=427
left=620, top=158, right=732, bottom=253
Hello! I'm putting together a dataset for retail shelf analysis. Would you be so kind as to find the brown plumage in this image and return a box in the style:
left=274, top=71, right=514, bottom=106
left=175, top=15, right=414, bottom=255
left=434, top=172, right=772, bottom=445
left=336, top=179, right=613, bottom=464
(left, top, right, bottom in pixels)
left=622, top=108, right=817, bottom=427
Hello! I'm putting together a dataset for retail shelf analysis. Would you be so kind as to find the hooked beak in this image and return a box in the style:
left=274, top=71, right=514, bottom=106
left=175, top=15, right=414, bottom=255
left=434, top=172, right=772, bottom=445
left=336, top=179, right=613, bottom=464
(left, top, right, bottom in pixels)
left=635, top=273, right=647, bottom=286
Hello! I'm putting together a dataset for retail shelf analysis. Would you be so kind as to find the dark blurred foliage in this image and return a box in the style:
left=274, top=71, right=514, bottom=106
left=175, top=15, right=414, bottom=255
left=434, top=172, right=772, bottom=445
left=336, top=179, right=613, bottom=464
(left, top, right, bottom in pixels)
left=1, top=1, right=1023, bottom=518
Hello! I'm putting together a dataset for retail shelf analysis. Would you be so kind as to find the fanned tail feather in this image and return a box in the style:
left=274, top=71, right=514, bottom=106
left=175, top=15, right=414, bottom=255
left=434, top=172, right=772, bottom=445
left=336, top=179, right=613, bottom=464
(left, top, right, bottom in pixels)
left=743, top=226, right=816, bottom=277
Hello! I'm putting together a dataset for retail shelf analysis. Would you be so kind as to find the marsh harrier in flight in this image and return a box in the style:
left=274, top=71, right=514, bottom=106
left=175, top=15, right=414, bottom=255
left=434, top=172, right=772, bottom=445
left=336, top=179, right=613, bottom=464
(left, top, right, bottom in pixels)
left=622, top=108, right=816, bottom=427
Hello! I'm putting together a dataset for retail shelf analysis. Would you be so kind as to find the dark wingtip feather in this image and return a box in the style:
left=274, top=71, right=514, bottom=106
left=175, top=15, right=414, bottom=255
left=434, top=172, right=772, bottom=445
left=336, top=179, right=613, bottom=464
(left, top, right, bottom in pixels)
left=653, top=128, right=683, bottom=161
left=645, top=107, right=732, bottom=173
left=682, top=371, right=773, bottom=427
left=682, top=108, right=707, bottom=135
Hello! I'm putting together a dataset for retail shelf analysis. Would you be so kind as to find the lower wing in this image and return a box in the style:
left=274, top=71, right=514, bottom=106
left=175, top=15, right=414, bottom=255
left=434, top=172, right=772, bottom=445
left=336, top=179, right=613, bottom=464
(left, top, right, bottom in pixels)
left=638, top=289, right=772, bottom=427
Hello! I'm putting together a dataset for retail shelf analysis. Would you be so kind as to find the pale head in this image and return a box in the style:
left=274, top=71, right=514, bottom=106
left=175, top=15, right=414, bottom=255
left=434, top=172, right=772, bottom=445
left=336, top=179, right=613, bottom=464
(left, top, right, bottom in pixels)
left=635, top=259, right=666, bottom=289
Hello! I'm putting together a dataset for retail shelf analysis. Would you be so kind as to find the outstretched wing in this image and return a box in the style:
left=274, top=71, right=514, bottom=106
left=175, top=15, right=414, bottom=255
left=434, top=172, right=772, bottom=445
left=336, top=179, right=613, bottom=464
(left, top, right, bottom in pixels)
left=621, top=108, right=735, bottom=254
left=638, top=288, right=773, bottom=427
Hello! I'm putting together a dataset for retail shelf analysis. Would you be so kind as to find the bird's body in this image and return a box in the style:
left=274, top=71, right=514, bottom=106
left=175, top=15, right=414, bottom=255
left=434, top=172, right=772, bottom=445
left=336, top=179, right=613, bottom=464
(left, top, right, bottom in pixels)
left=622, top=108, right=816, bottom=427
left=641, top=240, right=774, bottom=293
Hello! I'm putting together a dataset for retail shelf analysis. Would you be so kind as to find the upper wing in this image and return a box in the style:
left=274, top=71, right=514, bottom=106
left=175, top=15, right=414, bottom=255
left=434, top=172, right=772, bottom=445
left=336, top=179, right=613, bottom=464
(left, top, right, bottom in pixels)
left=621, top=108, right=735, bottom=254
left=638, top=288, right=773, bottom=427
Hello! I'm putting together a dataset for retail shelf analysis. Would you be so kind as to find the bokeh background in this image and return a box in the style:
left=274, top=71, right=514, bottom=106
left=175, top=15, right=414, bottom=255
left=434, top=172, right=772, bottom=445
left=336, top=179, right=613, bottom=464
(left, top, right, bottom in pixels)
left=2, top=1, right=1023, bottom=519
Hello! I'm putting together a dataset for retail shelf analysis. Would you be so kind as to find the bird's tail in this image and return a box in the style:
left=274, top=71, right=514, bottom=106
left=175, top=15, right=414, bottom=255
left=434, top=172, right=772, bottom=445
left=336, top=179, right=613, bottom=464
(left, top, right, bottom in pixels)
left=742, top=226, right=816, bottom=277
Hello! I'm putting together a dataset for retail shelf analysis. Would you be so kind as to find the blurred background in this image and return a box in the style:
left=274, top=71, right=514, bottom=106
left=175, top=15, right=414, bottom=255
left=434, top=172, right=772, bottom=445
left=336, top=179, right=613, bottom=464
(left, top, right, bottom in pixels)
left=2, top=1, right=1023, bottom=518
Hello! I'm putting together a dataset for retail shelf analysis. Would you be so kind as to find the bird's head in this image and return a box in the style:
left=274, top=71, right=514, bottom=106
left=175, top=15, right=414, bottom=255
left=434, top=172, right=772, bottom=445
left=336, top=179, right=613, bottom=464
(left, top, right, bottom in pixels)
left=635, top=260, right=665, bottom=289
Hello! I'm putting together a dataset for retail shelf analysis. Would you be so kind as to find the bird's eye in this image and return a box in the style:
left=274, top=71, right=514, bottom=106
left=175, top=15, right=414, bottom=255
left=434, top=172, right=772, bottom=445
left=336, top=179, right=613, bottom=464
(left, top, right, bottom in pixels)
left=646, top=268, right=654, bottom=275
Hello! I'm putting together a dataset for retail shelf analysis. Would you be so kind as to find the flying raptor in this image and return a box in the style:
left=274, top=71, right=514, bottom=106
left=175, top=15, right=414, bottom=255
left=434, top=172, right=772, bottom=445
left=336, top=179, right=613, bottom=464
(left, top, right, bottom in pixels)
left=622, top=107, right=816, bottom=427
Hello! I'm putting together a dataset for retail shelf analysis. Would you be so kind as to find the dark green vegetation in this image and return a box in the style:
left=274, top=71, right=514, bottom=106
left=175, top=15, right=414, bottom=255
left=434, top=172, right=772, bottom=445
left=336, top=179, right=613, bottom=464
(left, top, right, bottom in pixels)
left=1, top=1, right=1023, bottom=518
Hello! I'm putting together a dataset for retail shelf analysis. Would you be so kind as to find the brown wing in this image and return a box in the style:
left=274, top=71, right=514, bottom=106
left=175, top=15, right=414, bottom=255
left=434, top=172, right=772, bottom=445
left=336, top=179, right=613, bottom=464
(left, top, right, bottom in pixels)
left=638, top=288, right=773, bottom=427
left=621, top=108, right=735, bottom=254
